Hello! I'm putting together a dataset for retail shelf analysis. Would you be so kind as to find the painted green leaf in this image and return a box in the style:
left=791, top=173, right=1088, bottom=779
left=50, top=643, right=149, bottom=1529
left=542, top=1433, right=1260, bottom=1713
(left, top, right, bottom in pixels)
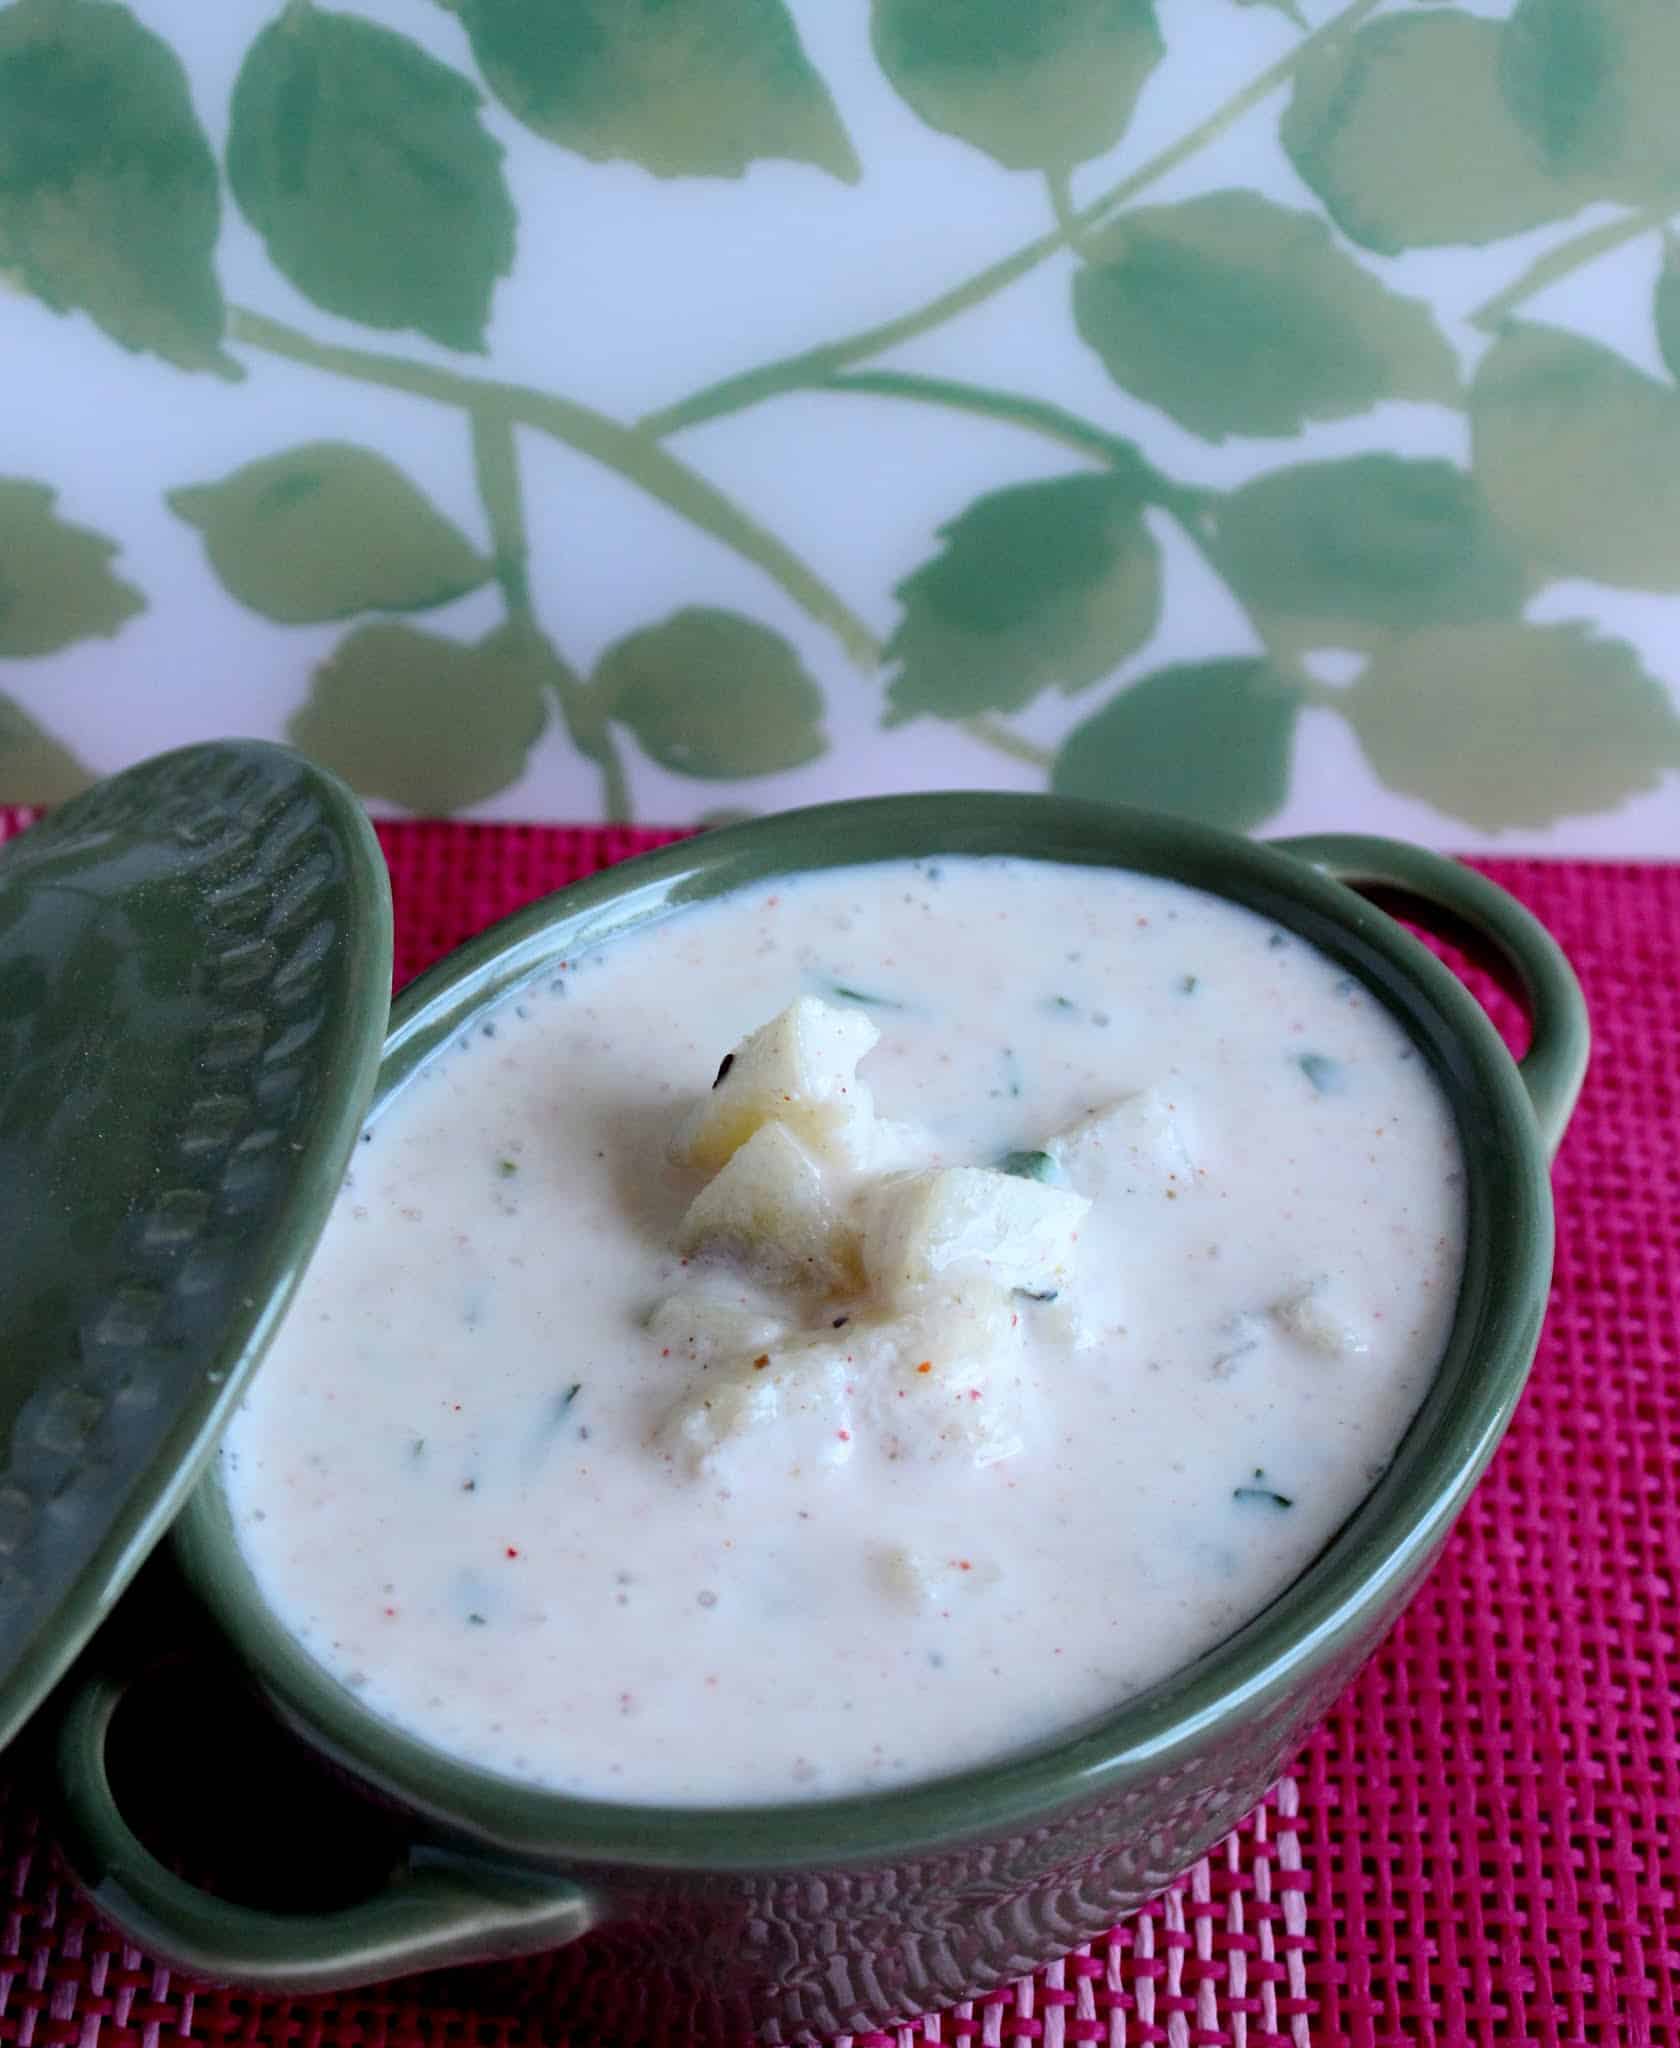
left=1282, top=12, right=1590, bottom=253
left=1071, top=192, right=1457, bottom=442
left=1051, top=659, right=1297, bottom=832
left=1470, top=323, right=1680, bottom=592
left=228, top=7, right=514, bottom=352
left=288, top=623, right=548, bottom=814
left=0, top=479, right=143, bottom=657
left=168, top=443, right=490, bottom=624
left=870, top=0, right=1162, bottom=173
left=0, top=0, right=231, bottom=374
left=1209, top=457, right=1525, bottom=655
left=460, top=0, right=857, bottom=183
left=1344, top=623, right=1680, bottom=829
left=883, top=472, right=1161, bottom=725
left=0, top=695, right=94, bottom=804
left=1500, top=0, right=1680, bottom=205
left=595, top=608, right=826, bottom=778
left=1655, top=235, right=1680, bottom=386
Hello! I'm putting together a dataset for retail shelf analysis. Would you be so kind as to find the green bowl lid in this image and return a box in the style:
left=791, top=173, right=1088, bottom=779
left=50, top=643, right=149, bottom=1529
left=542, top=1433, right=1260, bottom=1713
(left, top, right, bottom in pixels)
left=0, top=740, right=391, bottom=1751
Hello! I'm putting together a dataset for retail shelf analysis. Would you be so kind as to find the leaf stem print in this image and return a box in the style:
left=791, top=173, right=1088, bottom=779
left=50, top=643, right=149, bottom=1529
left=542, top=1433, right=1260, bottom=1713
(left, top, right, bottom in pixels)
left=964, top=715, right=1054, bottom=773
left=1470, top=203, right=1676, bottom=332
left=224, top=305, right=881, bottom=670
left=541, top=634, right=631, bottom=825
left=637, top=0, right=1386, bottom=442
left=823, top=368, right=1221, bottom=533
left=467, top=401, right=532, bottom=618
left=1044, top=168, right=1093, bottom=258
left=468, top=405, right=631, bottom=822
left=822, top=369, right=1164, bottom=483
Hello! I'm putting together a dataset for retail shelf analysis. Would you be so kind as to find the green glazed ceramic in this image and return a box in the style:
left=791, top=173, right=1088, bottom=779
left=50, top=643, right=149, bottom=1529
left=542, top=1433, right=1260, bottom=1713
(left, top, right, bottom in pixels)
left=0, top=740, right=390, bottom=1754
left=55, top=796, right=1587, bottom=2043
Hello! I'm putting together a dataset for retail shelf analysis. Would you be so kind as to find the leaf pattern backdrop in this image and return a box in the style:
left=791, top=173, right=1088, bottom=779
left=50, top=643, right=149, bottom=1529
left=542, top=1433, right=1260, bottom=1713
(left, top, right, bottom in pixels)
left=2, top=0, right=1678, bottom=852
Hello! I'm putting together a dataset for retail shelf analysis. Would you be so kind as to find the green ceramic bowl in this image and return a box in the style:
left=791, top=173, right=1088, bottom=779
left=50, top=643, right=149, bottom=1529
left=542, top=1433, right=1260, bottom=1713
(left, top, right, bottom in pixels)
left=56, top=797, right=1587, bottom=2043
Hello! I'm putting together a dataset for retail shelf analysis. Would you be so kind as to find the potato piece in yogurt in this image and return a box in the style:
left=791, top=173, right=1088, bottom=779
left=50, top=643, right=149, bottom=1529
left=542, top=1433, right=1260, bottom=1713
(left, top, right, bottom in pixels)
left=656, top=1328, right=858, bottom=1475
left=858, top=1167, right=1089, bottom=1308
left=674, top=1120, right=859, bottom=1289
left=874, top=1544, right=1004, bottom=1610
left=859, top=1288, right=1032, bottom=1466
left=644, top=1287, right=788, bottom=1366
left=657, top=1287, right=1031, bottom=1474
left=1270, top=1277, right=1371, bottom=1358
left=671, top=996, right=880, bottom=1170
left=1049, top=1088, right=1199, bottom=1199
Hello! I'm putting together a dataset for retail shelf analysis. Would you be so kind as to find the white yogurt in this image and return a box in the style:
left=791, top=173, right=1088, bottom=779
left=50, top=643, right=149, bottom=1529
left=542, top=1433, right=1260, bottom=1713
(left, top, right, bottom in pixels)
left=222, top=856, right=1465, bottom=1806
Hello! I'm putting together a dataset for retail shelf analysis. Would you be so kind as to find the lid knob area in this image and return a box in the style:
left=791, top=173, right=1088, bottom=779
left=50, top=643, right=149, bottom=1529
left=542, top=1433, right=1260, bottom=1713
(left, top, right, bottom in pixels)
left=0, top=742, right=391, bottom=1753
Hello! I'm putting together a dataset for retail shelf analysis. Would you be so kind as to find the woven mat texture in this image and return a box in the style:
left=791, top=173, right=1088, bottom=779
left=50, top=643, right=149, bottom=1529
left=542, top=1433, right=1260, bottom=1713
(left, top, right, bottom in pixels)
left=0, top=818, right=1673, bottom=2048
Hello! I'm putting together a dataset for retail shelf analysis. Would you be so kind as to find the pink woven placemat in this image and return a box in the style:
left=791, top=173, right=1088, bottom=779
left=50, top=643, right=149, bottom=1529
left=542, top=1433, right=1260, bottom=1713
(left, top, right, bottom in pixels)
left=2, top=820, right=1675, bottom=2048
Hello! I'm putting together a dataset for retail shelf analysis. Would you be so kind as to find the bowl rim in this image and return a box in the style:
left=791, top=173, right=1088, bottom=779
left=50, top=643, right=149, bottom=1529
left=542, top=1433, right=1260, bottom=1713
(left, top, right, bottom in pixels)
left=172, top=792, right=1556, bottom=1873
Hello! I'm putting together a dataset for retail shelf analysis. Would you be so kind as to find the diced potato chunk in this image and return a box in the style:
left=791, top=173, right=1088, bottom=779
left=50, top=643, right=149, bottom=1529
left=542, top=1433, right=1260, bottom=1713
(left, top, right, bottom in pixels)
left=1271, top=1280, right=1369, bottom=1358
left=858, top=1167, right=1089, bottom=1307
left=655, top=1332, right=858, bottom=1475
left=874, top=1544, right=935, bottom=1608
left=874, top=1544, right=1002, bottom=1609
left=858, top=1289, right=1032, bottom=1467
left=674, top=1121, right=855, bottom=1286
left=658, top=1289, right=1034, bottom=1476
left=644, top=1288, right=787, bottom=1367
left=657, top=1371, right=785, bottom=1474
left=671, top=997, right=881, bottom=1172
left=1048, top=1089, right=1198, bottom=1199
left=1035, top=1291, right=1098, bottom=1351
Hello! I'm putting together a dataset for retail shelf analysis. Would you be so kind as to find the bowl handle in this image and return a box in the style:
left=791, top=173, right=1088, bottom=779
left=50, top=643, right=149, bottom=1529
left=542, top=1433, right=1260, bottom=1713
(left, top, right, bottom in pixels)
left=55, top=1664, right=597, bottom=1993
left=1269, top=834, right=1588, bottom=1158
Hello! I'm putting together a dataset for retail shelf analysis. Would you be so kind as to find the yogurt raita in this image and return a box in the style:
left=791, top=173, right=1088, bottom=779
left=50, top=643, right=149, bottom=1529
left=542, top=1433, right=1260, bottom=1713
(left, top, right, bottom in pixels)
left=221, top=855, right=1465, bottom=1805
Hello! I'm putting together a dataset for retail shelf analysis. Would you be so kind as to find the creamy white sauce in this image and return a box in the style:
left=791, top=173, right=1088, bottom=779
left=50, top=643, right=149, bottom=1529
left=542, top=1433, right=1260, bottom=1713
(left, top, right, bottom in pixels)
left=222, top=856, right=1465, bottom=1806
